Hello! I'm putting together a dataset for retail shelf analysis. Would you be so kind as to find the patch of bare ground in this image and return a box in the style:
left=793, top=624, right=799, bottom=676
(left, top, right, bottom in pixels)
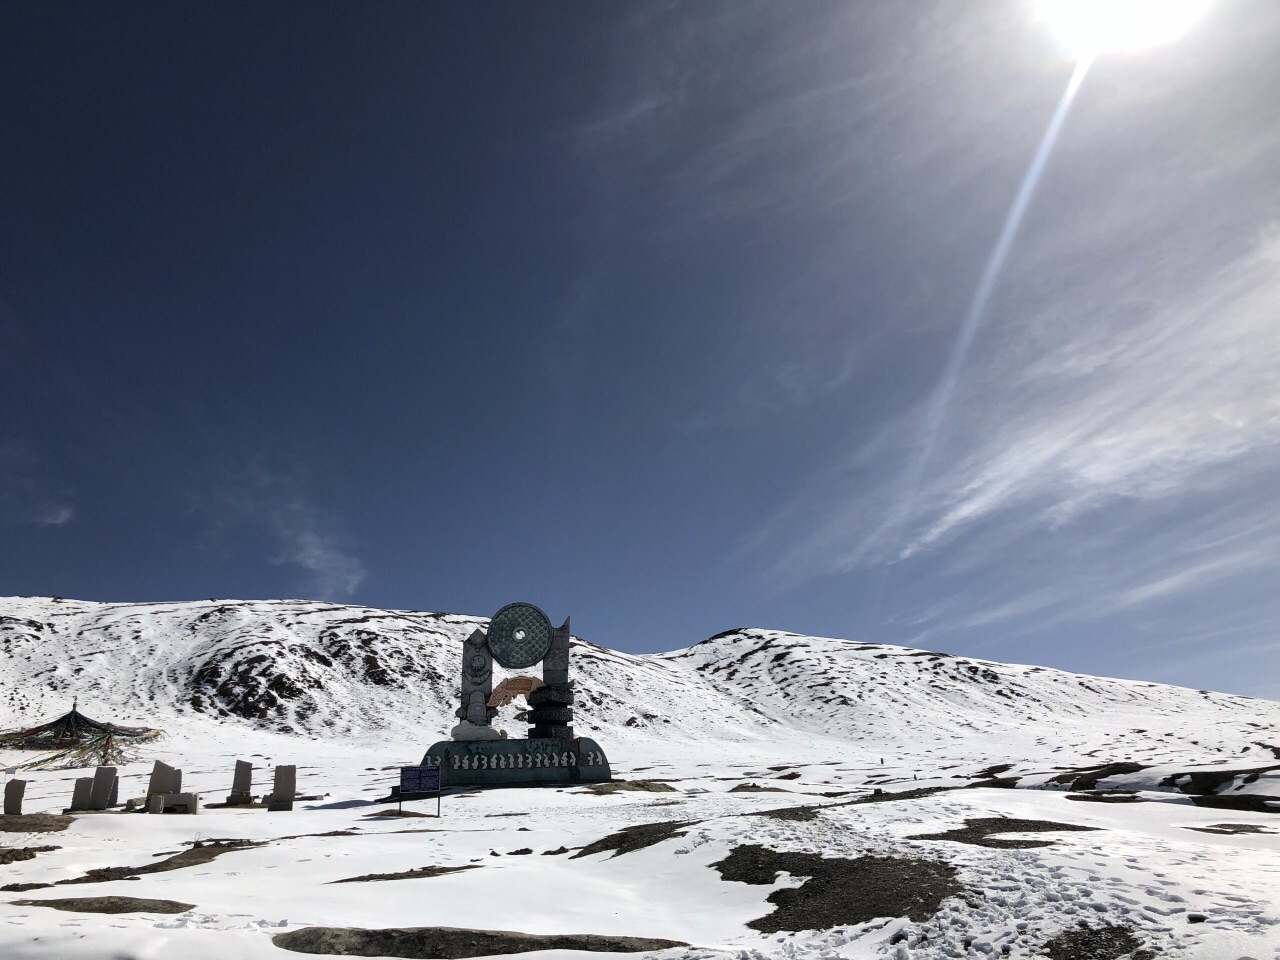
left=364, top=809, right=431, bottom=818
left=1041, top=923, right=1154, bottom=960
left=754, top=806, right=818, bottom=822
left=0, top=845, right=57, bottom=865
left=1049, top=763, right=1148, bottom=792
left=743, top=786, right=953, bottom=824
left=845, top=786, right=952, bottom=805
left=907, top=817, right=1098, bottom=849
left=272, top=926, right=687, bottom=958
left=1189, top=794, right=1280, bottom=814
left=577, top=779, right=677, bottom=795
left=11, top=896, right=194, bottom=915
left=0, top=838, right=260, bottom=892
left=282, top=830, right=361, bottom=839
left=1186, top=822, right=1273, bottom=835
left=1162, top=763, right=1280, bottom=795
left=729, top=782, right=789, bottom=793
left=964, top=763, right=1021, bottom=789
left=1066, top=791, right=1142, bottom=804
left=0, top=814, right=74, bottom=833
left=712, top=845, right=968, bottom=933
left=331, top=865, right=479, bottom=884
left=571, top=820, right=694, bottom=859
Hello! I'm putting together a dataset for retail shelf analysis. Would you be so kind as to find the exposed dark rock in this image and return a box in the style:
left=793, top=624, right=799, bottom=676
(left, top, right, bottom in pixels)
left=571, top=820, right=694, bottom=859
left=578, top=779, right=677, bottom=795
left=0, top=845, right=57, bottom=865
left=1188, top=794, right=1280, bottom=814
left=1049, top=763, right=1147, bottom=792
left=1186, top=822, right=1272, bottom=835
left=12, top=896, right=194, bottom=915
left=273, top=926, right=686, bottom=958
left=712, top=844, right=968, bottom=932
left=1041, top=923, right=1153, bottom=960
left=331, top=865, right=479, bottom=884
left=1161, top=764, right=1280, bottom=796
left=0, top=814, right=74, bottom=833
left=1, top=838, right=260, bottom=891
left=1066, top=791, right=1142, bottom=804
left=908, top=817, right=1098, bottom=849
left=754, top=806, right=819, bottom=822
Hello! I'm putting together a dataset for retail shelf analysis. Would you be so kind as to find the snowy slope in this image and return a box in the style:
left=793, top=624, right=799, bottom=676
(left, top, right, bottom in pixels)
left=2, top=597, right=1278, bottom=775
left=2, top=597, right=1280, bottom=960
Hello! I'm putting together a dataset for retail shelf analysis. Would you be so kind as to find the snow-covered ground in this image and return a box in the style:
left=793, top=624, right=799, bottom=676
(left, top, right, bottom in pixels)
left=1, top=597, right=1278, bottom=960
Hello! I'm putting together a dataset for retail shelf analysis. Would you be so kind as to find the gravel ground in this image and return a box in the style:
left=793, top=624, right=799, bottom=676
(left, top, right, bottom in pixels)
left=712, top=844, right=970, bottom=933
left=906, top=816, right=1100, bottom=849
left=11, top=896, right=195, bottom=915
left=272, top=926, right=687, bottom=958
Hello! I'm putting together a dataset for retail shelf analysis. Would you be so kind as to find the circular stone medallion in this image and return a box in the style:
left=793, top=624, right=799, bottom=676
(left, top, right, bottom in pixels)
left=487, top=602, right=553, bottom=669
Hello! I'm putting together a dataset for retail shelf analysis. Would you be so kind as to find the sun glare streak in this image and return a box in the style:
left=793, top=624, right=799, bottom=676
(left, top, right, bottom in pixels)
left=884, top=59, right=1092, bottom=562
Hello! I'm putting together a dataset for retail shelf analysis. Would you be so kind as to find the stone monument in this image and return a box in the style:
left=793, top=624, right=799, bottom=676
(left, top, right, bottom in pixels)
left=421, top=602, right=611, bottom=788
left=70, top=777, right=93, bottom=811
left=267, top=764, right=296, bottom=811
left=227, top=760, right=254, bottom=805
left=147, top=760, right=180, bottom=799
left=4, top=779, right=25, bottom=816
left=89, top=766, right=117, bottom=811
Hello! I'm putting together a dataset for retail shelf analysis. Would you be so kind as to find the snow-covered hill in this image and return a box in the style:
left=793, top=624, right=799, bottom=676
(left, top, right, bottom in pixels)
left=3, top=596, right=1280, bottom=960
left=3, top=596, right=1278, bottom=777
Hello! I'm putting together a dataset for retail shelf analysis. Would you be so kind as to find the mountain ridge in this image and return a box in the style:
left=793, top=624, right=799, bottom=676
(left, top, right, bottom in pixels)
left=2, top=596, right=1277, bottom=781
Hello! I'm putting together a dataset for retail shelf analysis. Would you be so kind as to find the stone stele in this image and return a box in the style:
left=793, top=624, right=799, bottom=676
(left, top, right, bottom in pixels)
left=70, top=777, right=93, bottom=812
left=3, top=779, right=25, bottom=816
left=89, top=766, right=117, bottom=811
left=268, top=764, right=296, bottom=811
left=228, top=760, right=253, bottom=805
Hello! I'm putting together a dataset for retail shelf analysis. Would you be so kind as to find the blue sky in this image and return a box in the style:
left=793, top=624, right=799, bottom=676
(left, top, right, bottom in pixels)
left=2, top=2, right=1277, bottom=699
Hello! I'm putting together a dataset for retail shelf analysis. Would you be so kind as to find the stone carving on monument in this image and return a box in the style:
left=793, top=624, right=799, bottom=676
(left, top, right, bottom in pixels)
left=422, top=602, right=612, bottom=787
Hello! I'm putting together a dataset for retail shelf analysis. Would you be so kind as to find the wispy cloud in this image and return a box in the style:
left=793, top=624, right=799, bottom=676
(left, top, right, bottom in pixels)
left=263, top=496, right=367, bottom=600
left=0, top=442, right=75, bottom=528
left=194, top=464, right=367, bottom=600
left=569, top=3, right=1070, bottom=425
left=768, top=225, right=1280, bottom=583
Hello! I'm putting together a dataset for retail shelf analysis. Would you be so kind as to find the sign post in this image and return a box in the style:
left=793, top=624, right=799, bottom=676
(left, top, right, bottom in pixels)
left=399, top=764, right=442, bottom=817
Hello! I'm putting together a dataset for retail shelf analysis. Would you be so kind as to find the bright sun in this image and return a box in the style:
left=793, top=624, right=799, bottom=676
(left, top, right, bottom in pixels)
left=1037, top=0, right=1212, bottom=58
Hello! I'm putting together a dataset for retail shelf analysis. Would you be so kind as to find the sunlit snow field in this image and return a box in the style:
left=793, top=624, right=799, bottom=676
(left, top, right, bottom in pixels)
left=1, top=598, right=1278, bottom=960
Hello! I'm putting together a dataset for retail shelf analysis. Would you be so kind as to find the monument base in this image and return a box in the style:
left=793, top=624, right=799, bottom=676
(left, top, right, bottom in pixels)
left=421, top=736, right=611, bottom=788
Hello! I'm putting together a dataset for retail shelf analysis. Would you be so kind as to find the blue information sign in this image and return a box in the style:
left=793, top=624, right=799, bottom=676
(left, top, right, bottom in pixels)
left=400, top=765, right=441, bottom=794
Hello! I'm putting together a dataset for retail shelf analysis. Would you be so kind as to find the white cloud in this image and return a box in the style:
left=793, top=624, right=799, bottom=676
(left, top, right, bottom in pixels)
left=266, top=500, right=367, bottom=599
left=197, top=465, right=367, bottom=600
left=31, top=502, right=75, bottom=527
left=0, top=442, right=75, bottom=529
left=768, top=227, right=1280, bottom=582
